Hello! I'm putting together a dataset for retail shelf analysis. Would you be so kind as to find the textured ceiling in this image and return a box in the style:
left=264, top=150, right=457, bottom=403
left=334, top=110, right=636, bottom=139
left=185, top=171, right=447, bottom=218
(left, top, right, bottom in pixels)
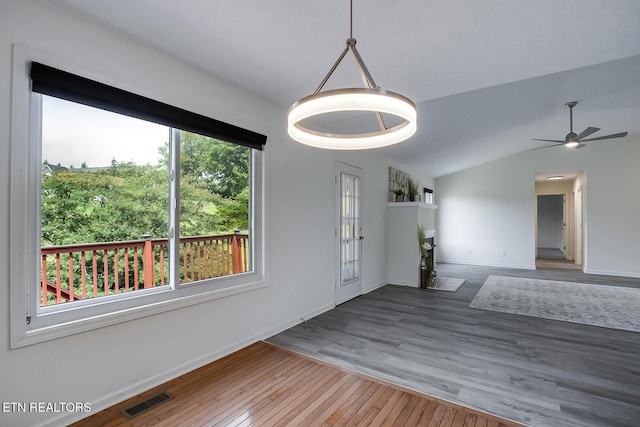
left=42, top=0, right=640, bottom=177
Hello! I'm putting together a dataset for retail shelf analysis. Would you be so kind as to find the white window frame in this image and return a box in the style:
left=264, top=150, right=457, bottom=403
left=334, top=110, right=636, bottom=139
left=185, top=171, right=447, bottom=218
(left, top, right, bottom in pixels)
left=10, top=46, right=266, bottom=349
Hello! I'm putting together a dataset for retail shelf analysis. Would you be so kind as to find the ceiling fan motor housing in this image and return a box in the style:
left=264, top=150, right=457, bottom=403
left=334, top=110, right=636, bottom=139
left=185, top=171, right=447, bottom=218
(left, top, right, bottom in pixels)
left=565, top=132, right=578, bottom=143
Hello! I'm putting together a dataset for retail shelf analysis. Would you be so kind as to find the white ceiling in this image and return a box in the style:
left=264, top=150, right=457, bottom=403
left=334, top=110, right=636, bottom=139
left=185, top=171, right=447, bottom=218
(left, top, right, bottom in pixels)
left=42, top=0, right=640, bottom=177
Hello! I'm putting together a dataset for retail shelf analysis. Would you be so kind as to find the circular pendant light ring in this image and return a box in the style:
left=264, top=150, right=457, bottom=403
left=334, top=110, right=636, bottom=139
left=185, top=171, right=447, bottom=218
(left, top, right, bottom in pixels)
left=288, top=88, right=417, bottom=150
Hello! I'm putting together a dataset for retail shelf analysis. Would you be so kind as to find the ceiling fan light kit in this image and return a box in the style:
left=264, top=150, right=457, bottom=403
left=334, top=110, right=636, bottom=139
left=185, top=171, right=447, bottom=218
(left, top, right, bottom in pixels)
left=564, top=141, right=580, bottom=148
left=288, top=0, right=417, bottom=150
left=533, top=101, right=628, bottom=150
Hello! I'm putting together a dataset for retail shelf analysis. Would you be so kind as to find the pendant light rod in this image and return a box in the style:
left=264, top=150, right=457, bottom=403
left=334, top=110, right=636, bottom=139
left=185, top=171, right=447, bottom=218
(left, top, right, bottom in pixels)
left=313, top=0, right=385, bottom=130
left=566, top=101, right=577, bottom=133
left=314, top=38, right=378, bottom=94
left=350, top=39, right=377, bottom=89
left=350, top=0, right=353, bottom=38
left=314, top=44, right=350, bottom=94
left=349, top=39, right=385, bottom=130
left=569, top=104, right=573, bottom=133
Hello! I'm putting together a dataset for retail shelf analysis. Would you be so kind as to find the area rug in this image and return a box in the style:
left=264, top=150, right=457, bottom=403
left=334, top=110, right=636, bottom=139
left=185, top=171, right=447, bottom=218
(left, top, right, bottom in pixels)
left=469, top=275, right=640, bottom=332
left=432, top=277, right=465, bottom=292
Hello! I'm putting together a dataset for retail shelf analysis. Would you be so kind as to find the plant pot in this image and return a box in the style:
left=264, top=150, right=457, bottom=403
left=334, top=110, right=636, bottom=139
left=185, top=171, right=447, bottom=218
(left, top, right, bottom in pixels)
left=420, top=266, right=429, bottom=289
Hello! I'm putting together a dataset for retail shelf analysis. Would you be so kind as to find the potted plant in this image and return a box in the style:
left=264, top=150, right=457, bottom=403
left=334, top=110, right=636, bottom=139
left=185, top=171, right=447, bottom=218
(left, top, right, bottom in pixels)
left=407, top=178, right=420, bottom=202
left=393, top=187, right=405, bottom=202
left=417, top=225, right=434, bottom=288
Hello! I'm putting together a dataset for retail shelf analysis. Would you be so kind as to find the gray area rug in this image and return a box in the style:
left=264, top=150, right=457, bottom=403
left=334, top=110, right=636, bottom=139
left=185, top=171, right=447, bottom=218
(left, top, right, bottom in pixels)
left=470, top=275, right=640, bottom=332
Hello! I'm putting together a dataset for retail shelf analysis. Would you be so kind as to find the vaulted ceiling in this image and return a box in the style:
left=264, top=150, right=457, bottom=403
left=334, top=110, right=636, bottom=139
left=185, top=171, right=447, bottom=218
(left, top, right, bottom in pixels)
left=43, top=0, right=640, bottom=177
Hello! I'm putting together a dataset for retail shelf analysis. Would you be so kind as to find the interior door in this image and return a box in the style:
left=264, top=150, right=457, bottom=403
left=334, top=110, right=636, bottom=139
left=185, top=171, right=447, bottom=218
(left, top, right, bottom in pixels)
left=335, top=162, right=362, bottom=305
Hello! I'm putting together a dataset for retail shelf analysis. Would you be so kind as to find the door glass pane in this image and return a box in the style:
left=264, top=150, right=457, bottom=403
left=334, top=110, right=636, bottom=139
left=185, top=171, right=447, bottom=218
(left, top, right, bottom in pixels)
left=341, top=172, right=360, bottom=284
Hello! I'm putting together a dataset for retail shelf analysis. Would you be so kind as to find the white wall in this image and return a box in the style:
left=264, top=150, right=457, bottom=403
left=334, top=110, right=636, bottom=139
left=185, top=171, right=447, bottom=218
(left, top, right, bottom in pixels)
left=0, top=2, right=429, bottom=426
left=436, top=135, right=640, bottom=276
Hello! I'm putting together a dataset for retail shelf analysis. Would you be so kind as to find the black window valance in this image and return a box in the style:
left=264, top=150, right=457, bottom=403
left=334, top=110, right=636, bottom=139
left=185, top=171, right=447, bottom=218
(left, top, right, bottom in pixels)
left=30, top=62, right=266, bottom=150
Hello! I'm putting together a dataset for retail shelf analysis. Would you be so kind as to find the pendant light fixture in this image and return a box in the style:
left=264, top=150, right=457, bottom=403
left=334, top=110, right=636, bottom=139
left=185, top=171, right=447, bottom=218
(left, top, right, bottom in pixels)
left=287, top=0, right=417, bottom=150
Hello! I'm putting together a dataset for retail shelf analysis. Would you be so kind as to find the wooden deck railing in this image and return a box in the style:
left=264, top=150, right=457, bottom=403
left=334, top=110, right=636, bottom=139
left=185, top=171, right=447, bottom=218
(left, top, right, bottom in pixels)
left=40, top=232, right=249, bottom=307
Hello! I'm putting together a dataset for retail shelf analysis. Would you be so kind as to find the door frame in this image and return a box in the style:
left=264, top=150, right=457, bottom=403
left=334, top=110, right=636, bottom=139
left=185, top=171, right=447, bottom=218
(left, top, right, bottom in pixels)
left=575, top=185, right=584, bottom=265
left=534, top=181, right=584, bottom=268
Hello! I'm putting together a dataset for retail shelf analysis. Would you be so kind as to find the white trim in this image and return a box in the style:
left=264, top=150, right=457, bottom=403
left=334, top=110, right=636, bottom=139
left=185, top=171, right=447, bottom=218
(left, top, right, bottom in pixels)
left=387, top=278, right=420, bottom=287
left=438, top=258, right=536, bottom=270
left=17, top=280, right=268, bottom=348
left=584, top=268, right=640, bottom=278
left=300, top=302, right=335, bottom=322
left=363, top=280, right=388, bottom=293
left=10, top=44, right=39, bottom=349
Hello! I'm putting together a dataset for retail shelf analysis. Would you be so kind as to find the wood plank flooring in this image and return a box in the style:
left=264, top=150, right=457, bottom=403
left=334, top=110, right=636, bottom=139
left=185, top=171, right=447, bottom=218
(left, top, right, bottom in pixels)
left=268, top=264, right=640, bottom=427
left=71, top=341, right=521, bottom=426
left=535, top=258, right=582, bottom=271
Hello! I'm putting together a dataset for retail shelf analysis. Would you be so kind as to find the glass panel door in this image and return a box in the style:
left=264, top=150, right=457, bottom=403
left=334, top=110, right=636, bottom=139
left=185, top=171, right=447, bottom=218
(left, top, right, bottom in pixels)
left=341, top=172, right=360, bottom=284
left=336, top=162, right=362, bottom=305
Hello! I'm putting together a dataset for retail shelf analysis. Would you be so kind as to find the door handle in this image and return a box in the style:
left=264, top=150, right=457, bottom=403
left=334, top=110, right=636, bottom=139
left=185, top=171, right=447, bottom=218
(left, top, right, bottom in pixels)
left=359, top=236, right=364, bottom=240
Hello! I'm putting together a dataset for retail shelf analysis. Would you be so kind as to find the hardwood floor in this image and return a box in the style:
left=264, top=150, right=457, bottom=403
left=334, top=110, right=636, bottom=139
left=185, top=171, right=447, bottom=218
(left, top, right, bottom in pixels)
left=268, top=264, right=640, bottom=427
left=72, top=341, right=521, bottom=426
left=535, top=258, right=582, bottom=271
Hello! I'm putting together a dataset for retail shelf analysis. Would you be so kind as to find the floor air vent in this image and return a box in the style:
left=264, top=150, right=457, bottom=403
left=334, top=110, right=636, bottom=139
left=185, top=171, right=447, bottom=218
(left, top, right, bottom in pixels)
left=121, top=391, right=174, bottom=420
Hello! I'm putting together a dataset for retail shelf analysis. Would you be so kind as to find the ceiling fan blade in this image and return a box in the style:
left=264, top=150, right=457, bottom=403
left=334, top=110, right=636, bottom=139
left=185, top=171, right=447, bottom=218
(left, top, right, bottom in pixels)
left=580, top=132, right=628, bottom=142
left=532, top=138, right=563, bottom=143
left=576, top=127, right=600, bottom=140
left=530, top=142, right=564, bottom=151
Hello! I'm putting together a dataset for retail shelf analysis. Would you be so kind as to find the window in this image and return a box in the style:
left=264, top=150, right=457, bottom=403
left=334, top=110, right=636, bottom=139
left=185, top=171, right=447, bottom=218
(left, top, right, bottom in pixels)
left=10, top=54, right=266, bottom=347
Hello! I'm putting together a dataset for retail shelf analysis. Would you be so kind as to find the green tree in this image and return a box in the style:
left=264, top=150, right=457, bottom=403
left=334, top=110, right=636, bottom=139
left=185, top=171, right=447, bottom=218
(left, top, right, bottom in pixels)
left=217, top=186, right=249, bottom=232
left=160, top=131, right=250, bottom=199
left=41, top=162, right=171, bottom=245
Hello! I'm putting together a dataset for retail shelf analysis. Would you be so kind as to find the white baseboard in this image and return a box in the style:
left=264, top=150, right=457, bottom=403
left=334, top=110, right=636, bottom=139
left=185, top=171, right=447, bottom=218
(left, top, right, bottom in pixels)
left=39, top=303, right=335, bottom=427
left=583, top=268, right=640, bottom=278
left=299, top=303, right=335, bottom=322
left=387, top=277, right=419, bottom=287
left=438, top=258, right=535, bottom=270
left=363, top=280, right=388, bottom=293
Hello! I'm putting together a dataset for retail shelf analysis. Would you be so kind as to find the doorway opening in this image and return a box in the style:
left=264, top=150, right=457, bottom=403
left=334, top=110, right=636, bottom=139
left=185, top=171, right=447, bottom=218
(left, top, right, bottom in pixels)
left=534, top=172, right=584, bottom=271
left=537, top=194, right=565, bottom=259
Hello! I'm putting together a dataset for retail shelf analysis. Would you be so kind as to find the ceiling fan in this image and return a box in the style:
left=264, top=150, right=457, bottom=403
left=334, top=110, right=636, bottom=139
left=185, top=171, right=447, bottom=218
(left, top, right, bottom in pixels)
left=533, top=101, right=628, bottom=149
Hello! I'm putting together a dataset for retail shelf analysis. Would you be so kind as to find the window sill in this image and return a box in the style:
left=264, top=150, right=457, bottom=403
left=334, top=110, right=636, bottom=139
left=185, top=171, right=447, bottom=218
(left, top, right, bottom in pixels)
left=13, top=278, right=268, bottom=349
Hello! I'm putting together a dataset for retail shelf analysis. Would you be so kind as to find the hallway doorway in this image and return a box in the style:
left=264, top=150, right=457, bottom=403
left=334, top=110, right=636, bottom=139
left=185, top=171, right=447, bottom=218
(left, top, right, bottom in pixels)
left=537, top=194, right=565, bottom=259
left=534, top=172, right=584, bottom=271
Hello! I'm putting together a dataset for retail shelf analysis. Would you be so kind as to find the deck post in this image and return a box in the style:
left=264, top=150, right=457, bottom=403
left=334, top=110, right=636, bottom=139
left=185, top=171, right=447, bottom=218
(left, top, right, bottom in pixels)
left=232, top=230, right=241, bottom=274
left=142, top=234, right=153, bottom=288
